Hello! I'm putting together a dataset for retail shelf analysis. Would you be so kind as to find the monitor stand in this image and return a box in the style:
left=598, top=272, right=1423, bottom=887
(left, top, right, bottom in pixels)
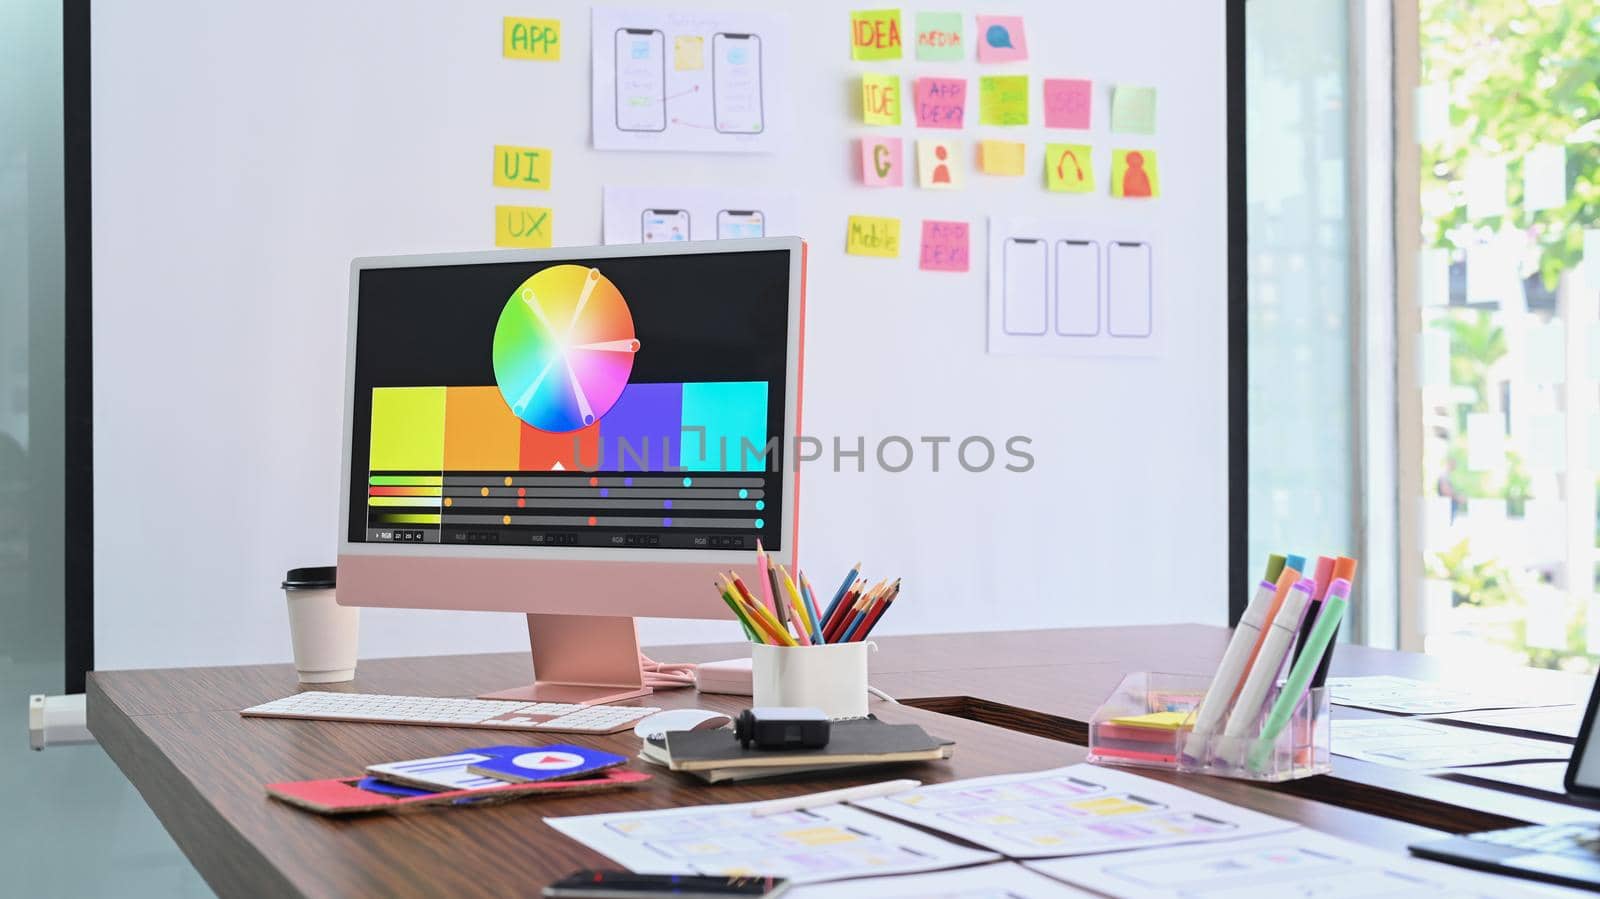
left=478, top=613, right=653, bottom=705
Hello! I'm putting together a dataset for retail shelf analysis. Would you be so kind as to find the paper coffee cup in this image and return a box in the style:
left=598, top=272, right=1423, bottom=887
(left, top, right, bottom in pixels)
left=282, top=566, right=358, bottom=684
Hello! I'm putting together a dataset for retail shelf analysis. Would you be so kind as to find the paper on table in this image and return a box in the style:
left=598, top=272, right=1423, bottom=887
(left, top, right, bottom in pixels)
left=1025, top=831, right=1561, bottom=899
left=1440, top=760, right=1570, bottom=795
left=1331, top=718, right=1570, bottom=771
left=1428, top=705, right=1584, bottom=740
left=852, top=764, right=1296, bottom=859
left=544, top=801, right=998, bottom=884
left=786, top=862, right=1091, bottom=898
left=601, top=185, right=796, bottom=245
left=1327, top=675, right=1569, bottom=715
left=591, top=7, right=787, bottom=153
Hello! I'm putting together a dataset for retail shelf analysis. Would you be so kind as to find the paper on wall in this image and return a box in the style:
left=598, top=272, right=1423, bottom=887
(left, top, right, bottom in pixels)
left=988, top=217, right=1162, bottom=358
left=1464, top=156, right=1508, bottom=220
left=852, top=764, right=1296, bottom=859
left=591, top=7, right=788, bottom=153
left=1026, top=831, right=1560, bottom=899
left=601, top=185, right=796, bottom=245
left=1523, top=144, right=1566, bottom=213
left=544, top=800, right=998, bottom=884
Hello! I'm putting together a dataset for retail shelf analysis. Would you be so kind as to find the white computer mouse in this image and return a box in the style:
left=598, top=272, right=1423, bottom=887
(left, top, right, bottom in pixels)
left=633, top=708, right=733, bottom=740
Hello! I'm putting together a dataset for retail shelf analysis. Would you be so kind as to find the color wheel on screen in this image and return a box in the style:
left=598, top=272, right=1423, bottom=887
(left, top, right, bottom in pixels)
left=493, top=265, right=640, bottom=433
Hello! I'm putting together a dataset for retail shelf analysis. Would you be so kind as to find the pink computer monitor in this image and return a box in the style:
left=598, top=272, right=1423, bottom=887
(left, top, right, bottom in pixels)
left=336, top=239, right=806, bottom=703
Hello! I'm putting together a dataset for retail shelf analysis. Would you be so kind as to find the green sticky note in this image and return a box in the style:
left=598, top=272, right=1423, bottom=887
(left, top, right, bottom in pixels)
left=979, top=75, right=1029, bottom=126
left=862, top=73, right=902, bottom=125
left=1111, top=85, right=1157, bottom=134
left=851, top=9, right=904, bottom=61
left=914, top=11, right=964, bottom=61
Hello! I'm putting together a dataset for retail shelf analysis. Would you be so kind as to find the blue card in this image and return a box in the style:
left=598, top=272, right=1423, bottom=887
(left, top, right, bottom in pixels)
left=355, top=776, right=435, bottom=798
left=465, top=744, right=627, bottom=784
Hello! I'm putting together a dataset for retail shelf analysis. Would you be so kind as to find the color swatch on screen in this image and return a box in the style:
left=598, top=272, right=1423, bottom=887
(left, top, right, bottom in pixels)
left=492, top=265, right=639, bottom=433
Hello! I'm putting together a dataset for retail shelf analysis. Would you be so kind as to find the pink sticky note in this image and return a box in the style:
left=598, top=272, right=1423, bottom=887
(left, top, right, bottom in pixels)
left=976, top=15, right=1027, bottom=63
left=1044, top=78, right=1092, bottom=129
left=861, top=136, right=904, bottom=187
left=914, top=77, right=967, bottom=129
left=920, top=220, right=970, bottom=272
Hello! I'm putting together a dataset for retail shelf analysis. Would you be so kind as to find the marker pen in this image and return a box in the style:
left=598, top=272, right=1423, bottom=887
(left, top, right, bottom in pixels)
left=1310, top=557, right=1359, bottom=688
left=1263, top=554, right=1287, bottom=583
left=1220, top=579, right=1314, bottom=761
left=1293, top=556, right=1337, bottom=666
left=1184, top=579, right=1280, bottom=760
left=1248, top=578, right=1350, bottom=772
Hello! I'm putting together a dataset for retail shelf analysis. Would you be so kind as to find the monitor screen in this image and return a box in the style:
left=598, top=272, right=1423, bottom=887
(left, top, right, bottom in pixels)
left=346, top=249, right=792, bottom=553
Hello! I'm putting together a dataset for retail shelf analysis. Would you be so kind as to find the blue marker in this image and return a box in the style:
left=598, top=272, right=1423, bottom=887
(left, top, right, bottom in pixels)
left=1284, top=554, right=1307, bottom=575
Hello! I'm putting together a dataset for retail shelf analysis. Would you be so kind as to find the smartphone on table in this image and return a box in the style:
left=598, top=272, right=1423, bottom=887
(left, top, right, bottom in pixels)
left=544, top=871, right=789, bottom=897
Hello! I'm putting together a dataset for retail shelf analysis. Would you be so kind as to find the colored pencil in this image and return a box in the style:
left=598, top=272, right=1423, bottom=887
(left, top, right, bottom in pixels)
left=755, top=539, right=777, bottom=616
left=856, top=579, right=901, bottom=640
left=824, top=580, right=867, bottom=641
left=819, top=563, right=861, bottom=634
left=768, top=566, right=801, bottom=643
left=716, top=582, right=760, bottom=642
left=839, top=580, right=886, bottom=643
left=725, top=573, right=797, bottom=647
left=799, top=571, right=826, bottom=644
left=778, top=564, right=821, bottom=644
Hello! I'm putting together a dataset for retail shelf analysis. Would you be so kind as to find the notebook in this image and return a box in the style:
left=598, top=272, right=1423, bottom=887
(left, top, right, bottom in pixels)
left=640, top=717, right=952, bottom=781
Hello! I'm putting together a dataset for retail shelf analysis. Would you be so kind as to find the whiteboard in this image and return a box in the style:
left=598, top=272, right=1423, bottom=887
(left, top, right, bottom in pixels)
left=90, top=0, right=1232, bottom=670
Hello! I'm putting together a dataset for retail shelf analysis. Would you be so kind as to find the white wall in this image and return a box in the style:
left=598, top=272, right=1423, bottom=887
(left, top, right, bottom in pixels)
left=92, top=0, right=1229, bottom=670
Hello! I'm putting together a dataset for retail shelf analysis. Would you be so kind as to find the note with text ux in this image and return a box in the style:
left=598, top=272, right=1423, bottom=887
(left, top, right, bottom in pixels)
left=495, top=206, right=552, bottom=248
left=847, top=216, right=901, bottom=258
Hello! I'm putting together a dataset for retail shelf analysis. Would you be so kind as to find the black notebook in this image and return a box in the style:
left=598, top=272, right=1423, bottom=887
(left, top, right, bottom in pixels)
left=641, top=718, right=953, bottom=774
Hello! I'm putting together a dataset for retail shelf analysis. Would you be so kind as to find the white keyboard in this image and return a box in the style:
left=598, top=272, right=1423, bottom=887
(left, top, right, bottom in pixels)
left=240, top=692, right=661, bottom=735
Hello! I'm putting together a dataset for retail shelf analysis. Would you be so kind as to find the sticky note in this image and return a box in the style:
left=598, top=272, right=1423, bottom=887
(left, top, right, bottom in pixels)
left=503, top=17, right=560, bottom=61
left=1110, top=149, right=1159, bottom=198
left=862, top=73, right=902, bottom=125
left=1465, top=157, right=1508, bottom=219
left=916, top=139, right=963, bottom=189
left=979, top=140, right=1025, bottom=176
left=914, top=12, right=964, bottom=61
left=492, top=145, right=552, bottom=190
left=919, top=220, right=969, bottom=272
left=975, top=15, right=1027, bottom=63
left=914, top=77, right=966, bottom=129
left=1523, top=144, right=1565, bottom=213
left=1110, top=86, right=1157, bottom=134
left=674, top=35, right=704, bottom=71
left=1044, top=79, right=1092, bottom=129
left=846, top=215, right=901, bottom=258
left=1045, top=143, right=1094, bottom=193
left=861, top=137, right=904, bottom=187
left=979, top=75, right=1028, bottom=126
left=851, top=9, right=903, bottom=61
left=1586, top=229, right=1600, bottom=291
left=495, top=205, right=552, bottom=248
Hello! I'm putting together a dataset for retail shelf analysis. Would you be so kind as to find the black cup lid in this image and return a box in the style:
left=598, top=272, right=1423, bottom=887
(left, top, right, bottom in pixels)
left=282, top=566, right=336, bottom=590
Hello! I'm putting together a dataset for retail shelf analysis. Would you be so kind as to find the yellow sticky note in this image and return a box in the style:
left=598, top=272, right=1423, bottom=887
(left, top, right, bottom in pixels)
left=850, top=9, right=904, bottom=61
left=674, top=35, right=704, bottom=71
left=979, top=140, right=1026, bottom=176
left=916, top=139, right=963, bottom=189
left=1045, top=143, right=1094, bottom=193
left=495, top=205, right=552, bottom=248
left=503, top=17, right=560, bottom=61
left=979, top=75, right=1029, bottom=126
left=846, top=215, right=900, bottom=258
left=862, top=73, right=901, bottom=126
left=1110, top=149, right=1160, bottom=198
left=492, top=145, right=552, bottom=190
left=1107, top=711, right=1190, bottom=730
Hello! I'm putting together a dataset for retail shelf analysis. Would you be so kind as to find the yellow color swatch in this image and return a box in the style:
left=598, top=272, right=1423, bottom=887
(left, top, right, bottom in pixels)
left=443, top=386, right=522, bottom=471
left=979, top=140, right=1026, bottom=176
left=674, top=35, right=704, bottom=70
left=1045, top=143, right=1095, bottom=193
left=861, top=73, right=902, bottom=126
left=846, top=215, right=901, bottom=258
left=492, top=145, right=551, bottom=190
left=1107, top=711, right=1190, bottom=730
left=503, top=17, right=560, bottom=60
left=495, top=205, right=552, bottom=248
left=369, top=387, right=445, bottom=472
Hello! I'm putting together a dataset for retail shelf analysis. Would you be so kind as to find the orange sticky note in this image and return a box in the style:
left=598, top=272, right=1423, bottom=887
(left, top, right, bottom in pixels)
left=1111, top=149, right=1160, bottom=198
left=979, top=140, right=1026, bottom=176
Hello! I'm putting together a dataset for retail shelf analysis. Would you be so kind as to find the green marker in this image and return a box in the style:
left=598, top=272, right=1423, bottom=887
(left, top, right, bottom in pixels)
left=1246, top=578, right=1349, bottom=773
left=1263, top=553, right=1287, bottom=583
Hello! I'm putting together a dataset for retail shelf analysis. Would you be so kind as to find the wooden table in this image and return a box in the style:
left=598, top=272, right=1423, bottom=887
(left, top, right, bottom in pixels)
left=87, top=626, right=1597, bottom=897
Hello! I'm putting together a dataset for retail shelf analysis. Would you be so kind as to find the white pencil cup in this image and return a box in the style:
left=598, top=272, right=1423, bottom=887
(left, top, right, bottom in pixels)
left=751, top=642, right=876, bottom=719
left=282, top=566, right=359, bottom=684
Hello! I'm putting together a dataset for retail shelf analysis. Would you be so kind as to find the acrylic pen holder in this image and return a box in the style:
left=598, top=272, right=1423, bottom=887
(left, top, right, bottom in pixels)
left=751, top=641, right=876, bottom=720
left=1086, top=672, right=1331, bottom=783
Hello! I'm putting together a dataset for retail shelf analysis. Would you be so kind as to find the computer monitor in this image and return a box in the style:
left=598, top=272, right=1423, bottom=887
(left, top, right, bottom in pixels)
left=337, top=239, right=806, bottom=703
